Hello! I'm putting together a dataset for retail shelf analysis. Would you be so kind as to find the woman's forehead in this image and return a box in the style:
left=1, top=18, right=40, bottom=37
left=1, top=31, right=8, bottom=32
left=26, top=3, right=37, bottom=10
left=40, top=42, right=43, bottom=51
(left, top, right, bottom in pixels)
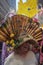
left=20, top=42, right=29, bottom=47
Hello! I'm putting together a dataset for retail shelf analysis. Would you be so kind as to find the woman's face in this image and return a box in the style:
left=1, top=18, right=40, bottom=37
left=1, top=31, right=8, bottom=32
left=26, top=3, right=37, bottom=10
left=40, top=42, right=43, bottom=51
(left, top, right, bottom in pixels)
left=15, top=42, right=30, bottom=56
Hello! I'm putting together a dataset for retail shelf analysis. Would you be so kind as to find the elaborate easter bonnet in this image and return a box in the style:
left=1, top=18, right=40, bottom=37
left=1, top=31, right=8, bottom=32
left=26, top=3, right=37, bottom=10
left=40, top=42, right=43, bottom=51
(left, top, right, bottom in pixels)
left=0, top=15, right=43, bottom=51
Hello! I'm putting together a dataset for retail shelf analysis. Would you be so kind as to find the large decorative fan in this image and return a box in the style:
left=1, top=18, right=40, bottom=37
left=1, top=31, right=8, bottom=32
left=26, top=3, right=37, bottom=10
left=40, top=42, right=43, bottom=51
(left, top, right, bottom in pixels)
left=0, top=15, right=43, bottom=49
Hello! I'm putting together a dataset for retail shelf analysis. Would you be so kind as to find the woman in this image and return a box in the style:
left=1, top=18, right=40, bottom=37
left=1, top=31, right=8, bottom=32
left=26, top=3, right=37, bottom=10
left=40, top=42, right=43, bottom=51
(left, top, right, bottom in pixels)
left=4, top=40, right=38, bottom=65
left=1, top=15, right=42, bottom=65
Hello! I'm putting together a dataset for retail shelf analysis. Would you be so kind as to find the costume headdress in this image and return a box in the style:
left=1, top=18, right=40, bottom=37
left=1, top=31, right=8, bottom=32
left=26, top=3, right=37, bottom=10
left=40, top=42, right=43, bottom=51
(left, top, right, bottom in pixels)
left=17, top=0, right=39, bottom=18
left=0, top=15, right=43, bottom=50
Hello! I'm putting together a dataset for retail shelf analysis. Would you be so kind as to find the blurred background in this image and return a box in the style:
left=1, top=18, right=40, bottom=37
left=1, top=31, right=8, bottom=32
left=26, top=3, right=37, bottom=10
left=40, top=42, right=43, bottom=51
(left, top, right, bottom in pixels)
left=0, top=0, right=16, bottom=22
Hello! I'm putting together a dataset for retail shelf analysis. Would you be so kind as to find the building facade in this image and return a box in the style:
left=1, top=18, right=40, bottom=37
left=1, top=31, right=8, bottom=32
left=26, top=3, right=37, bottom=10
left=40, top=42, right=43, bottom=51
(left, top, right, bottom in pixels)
left=0, top=0, right=16, bottom=21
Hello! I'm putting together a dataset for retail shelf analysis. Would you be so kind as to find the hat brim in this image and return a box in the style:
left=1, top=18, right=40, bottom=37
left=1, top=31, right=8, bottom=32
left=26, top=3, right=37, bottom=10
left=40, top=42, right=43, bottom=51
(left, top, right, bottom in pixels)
left=16, top=37, right=38, bottom=48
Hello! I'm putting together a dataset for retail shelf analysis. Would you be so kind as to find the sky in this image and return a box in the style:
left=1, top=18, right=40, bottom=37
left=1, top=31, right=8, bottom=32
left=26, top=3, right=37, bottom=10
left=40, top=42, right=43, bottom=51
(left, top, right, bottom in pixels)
left=16, top=0, right=26, bottom=11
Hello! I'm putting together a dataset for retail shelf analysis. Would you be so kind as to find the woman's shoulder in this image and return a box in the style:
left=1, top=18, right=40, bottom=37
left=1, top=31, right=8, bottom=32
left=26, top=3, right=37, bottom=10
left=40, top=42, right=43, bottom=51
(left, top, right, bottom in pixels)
left=6, top=52, right=14, bottom=59
left=4, top=52, right=14, bottom=65
left=26, top=51, right=38, bottom=64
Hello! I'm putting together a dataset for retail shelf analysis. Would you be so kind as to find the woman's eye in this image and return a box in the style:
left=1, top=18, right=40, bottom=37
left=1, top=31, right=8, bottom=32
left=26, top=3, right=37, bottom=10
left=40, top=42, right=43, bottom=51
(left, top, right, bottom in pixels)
left=24, top=46, right=27, bottom=49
